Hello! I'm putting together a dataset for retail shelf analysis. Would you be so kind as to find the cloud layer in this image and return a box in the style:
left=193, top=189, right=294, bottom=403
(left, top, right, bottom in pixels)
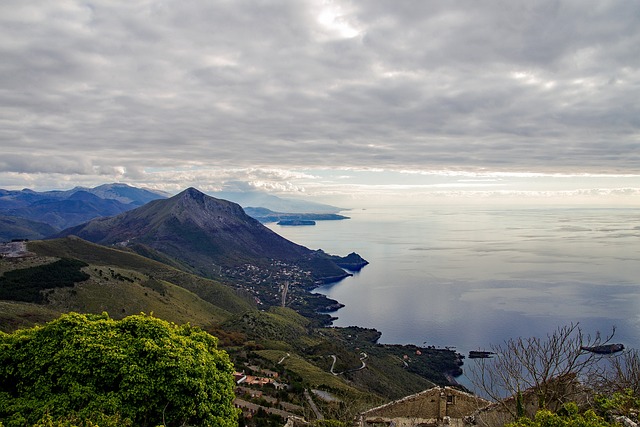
left=1, top=0, right=639, bottom=193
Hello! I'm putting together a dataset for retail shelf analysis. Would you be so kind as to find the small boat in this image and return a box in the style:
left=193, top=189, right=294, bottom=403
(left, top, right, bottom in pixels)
left=468, top=350, right=495, bottom=359
left=580, top=343, right=624, bottom=354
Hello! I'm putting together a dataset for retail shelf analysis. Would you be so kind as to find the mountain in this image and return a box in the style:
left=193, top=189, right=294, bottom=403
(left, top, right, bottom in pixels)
left=55, top=188, right=366, bottom=285
left=79, top=183, right=169, bottom=205
left=2, top=191, right=135, bottom=230
left=0, top=215, right=57, bottom=241
left=0, top=184, right=167, bottom=235
left=0, top=183, right=167, bottom=207
left=0, top=182, right=347, bottom=243
left=0, top=188, right=49, bottom=209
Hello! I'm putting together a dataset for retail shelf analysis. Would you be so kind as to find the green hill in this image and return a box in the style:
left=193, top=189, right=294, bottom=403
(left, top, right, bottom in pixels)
left=0, top=237, right=254, bottom=333
left=220, top=306, right=458, bottom=401
left=29, top=237, right=254, bottom=315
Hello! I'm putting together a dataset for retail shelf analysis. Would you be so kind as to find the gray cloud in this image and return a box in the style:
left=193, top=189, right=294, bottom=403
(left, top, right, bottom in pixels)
left=1, top=0, right=639, bottom=188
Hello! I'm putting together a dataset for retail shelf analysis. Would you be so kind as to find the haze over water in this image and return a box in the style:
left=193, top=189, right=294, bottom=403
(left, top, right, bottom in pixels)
left=268, top=204, right=640, bottom=361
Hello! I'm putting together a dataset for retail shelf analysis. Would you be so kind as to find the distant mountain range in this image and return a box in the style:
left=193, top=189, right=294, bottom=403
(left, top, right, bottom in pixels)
left=0, top=183, right=346, bottom=240
left=0, top=184, right=166, bottom=238
left=210, top=190, right=343, bottom=214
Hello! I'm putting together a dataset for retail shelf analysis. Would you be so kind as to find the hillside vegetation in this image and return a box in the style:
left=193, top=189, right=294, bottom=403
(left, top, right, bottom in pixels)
left=29, top=237, right=254, bottom=316
left=0, top=238, right=254, bottom=333
left=0, top=236, right=469, bottom=426
left=0, top=258, right=89, bottom=303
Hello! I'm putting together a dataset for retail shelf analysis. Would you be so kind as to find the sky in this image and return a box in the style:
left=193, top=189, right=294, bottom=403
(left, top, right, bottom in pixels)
left=1, top=0, right=639, bottom=207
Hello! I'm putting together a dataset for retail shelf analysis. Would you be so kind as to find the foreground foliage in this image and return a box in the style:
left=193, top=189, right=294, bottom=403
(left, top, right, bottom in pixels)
left=0, top=313, right=238, bottom=427
left=507, top=403, right=611, bottom=427
left=508, top=391, right=640, bottom=427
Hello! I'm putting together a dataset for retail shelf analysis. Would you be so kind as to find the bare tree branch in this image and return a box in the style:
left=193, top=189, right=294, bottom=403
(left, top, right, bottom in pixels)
left=469, top=323, right=616, bottom=418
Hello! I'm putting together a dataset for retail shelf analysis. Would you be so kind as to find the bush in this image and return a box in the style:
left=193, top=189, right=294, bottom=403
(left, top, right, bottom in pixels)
left=0, top=312, right=238, bottom=427
left=507, top=403, right=613, bottom=427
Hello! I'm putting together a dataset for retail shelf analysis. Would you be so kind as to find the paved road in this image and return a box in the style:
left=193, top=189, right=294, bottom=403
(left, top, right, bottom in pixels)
left=278, top=353, right=290, bottom=364
left=329, top=352, right=368, bottom=375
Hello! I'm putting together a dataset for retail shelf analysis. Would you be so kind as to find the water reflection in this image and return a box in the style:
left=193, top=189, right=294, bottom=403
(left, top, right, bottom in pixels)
left=268, top=206, right=640, bottom=355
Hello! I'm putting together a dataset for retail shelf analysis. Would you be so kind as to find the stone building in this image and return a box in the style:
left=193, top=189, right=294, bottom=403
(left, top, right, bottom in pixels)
left=356, top=386, right=491, bottom=427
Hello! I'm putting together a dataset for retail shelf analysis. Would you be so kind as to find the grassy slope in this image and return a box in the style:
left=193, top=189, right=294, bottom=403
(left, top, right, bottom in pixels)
left=29, top=237, right=253, bottom=315
left=46, top=266, right=230, bottom=326
left=224, top=307, right=440, bottom=401
left=0, top=237, right=255, bottom=332
left=0, top=300, right=61, bottom=332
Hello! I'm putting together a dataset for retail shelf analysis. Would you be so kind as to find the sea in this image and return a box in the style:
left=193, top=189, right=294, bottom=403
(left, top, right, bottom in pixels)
left=267, top=204, right=640, bottom=388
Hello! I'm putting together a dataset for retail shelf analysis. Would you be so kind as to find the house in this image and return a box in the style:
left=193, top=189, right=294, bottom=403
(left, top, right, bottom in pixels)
left=244, top=375, right=273, bottom=386
left=356, top=386, right=491, bottom=427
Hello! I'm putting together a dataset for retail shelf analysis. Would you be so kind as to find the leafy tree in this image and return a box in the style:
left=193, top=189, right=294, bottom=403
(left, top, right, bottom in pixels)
left=0, top=312, right=238, bottom=427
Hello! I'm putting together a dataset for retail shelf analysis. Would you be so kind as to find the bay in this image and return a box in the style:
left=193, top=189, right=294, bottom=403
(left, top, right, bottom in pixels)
left=267, top=204, right=640, bottom=384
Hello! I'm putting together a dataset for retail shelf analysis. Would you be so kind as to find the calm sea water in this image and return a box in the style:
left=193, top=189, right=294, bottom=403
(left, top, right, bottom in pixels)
left=267, top=205, right=640, bottom=381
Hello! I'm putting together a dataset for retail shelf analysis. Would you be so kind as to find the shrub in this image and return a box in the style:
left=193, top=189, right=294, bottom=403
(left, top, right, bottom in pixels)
left=0, top=312, right=238, bottom=427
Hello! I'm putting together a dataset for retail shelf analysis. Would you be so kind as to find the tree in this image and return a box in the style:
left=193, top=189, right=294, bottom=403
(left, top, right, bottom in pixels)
left=0, top=312, right=239, bottom=427
left=469, top=323, right=615, bottom=418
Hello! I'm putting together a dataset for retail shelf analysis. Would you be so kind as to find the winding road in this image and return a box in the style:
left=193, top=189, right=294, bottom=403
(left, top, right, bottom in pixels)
left=329, top=352, right=368, bottom=375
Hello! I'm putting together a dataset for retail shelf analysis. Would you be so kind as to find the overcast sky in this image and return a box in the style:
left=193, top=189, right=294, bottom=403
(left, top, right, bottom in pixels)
left=1, top=1, right=639, bottom=205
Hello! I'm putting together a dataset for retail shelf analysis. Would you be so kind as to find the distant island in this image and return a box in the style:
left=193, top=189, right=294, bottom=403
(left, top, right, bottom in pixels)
left=277, top=219, right=316, bottom=226
left=243, top=207, right=349, bottom=224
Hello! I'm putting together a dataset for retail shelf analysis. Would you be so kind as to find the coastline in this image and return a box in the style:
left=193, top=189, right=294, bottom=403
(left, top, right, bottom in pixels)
left=310, top=269, right=466, bottom=388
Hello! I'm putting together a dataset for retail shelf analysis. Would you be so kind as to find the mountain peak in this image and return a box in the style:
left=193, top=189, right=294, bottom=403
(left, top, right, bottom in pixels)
left=169, top=187, right=248, bottom=222
left=180, top=187, right=205, bottom=198
left=174, top=187, right=218, bottom=206
left=56, top=187, right=316, bottom=271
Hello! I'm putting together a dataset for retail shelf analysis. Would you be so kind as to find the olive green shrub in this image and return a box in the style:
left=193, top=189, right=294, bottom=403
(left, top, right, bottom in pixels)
left=0, top=312, right=238, bottom=427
